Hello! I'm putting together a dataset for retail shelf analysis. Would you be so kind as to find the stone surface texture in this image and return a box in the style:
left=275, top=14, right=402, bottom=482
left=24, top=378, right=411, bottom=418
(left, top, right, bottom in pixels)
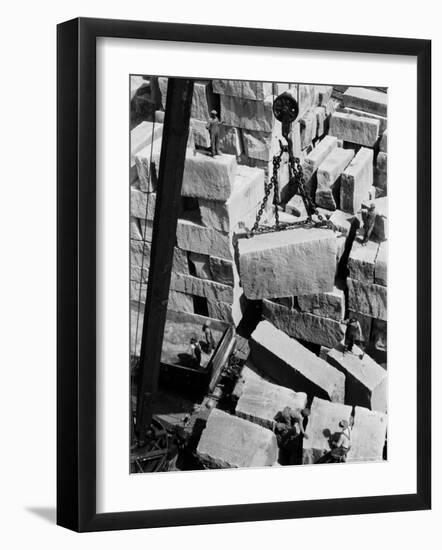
left=347, top=407, right=387, bottom=462
left=340, top=147, right=374, bottom=214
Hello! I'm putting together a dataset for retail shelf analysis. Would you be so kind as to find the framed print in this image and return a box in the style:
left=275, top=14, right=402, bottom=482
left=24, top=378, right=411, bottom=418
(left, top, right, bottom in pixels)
left=57, top=17, right=431, bottom=532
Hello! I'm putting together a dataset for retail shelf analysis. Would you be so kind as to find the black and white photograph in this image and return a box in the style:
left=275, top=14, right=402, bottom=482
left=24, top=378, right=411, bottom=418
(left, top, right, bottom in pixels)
left=129, top=77, right=388, bottom=473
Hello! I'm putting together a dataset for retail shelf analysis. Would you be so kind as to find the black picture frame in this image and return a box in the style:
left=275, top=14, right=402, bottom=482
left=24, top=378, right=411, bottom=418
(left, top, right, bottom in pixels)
left=57, top=17, right=431, bottom=532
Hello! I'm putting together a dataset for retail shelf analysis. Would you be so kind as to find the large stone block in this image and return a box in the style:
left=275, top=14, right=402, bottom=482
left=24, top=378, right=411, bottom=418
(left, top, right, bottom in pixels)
left=130, top=120, right=163, bottom=165
left=348, top=239, right=380, bottom=283
left=209, top=256, right=235, bottom=286
left=297, top=287, right=345, bottom=321
left=190, top=118, right=210, bottom=148
left=176, top=219, right=233, bottom=260
left=220, top=94, right=274, bottom=132
left=207, top=296, right=242, bottom=325
left=347, top=407, right=387, bottom=462
left=131, top=240, right=189, bottom=276
left=181, top=152, right=238, bottom=201
left=298, top=84, right=319, bottom=117
left=250, top=321, right=345, bottom=402
left=170, top=272, right=234, bottom=303
left=238, top=228, right=338, bottom=299
left=339, top=107, right=387, bottom=134
left=212, top=80, right=273, bottom=101
left=340, top=147, right=373, bottom=214
left=343, top=87, right=387, bottom=117
left=262, top=300, right=346, bottom=349
left=347, top=277, right=387, bottom=321
left=375, top=241, right=387, bottom=286
left=198, top=165, right=264, bottom=232
left=329, top=112, right=380, bottom=147
left=302, top=397, right=353, bottom=464
left=302, top=135, right=338, bottom=190
left=327, top=345, right=387, bottom=412
left=130, top=188, right=156, bottom=220
left=196, top=408, right=278, bottom=468
left=328, top=210, right=354, bottom=236
left=235, top=364, right=307, bottom=429
left=219, top=125, right=243, bottom=156
left=242, top=129, right=277, bottom=161
left=315, top=148, right=355, bottom=210
left=167, top=290, right=194, bottom=314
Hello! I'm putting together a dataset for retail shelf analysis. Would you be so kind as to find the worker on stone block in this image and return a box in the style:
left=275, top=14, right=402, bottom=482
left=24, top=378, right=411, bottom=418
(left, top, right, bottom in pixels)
left=344, top=317, right=363, bottom=356
left=206, top=109, right=222, bottom=157
left=189, top=337, right=202, bottom=368
left=318, top=419, right=352, bottom=463
left=274, top=407, right=310, bottom=465
left=202, top=321, right=215, bottom=353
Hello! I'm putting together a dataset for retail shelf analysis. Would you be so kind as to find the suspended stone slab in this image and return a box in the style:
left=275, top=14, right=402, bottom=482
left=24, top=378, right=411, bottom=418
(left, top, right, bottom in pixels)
left=343, top=86, right=388, bottom=117
left=250, top=321, right=345, bottom=402
left=327, top=345, right=387, bottom=413
left=235, top=365, right=307, bottom=430
left=196, top=409, right=278, bottom=469
left=238, top=227, right=338, bottom=299
left=347, top=407, right=387, bottom=462
left=302, top=397, right=352, bottom=464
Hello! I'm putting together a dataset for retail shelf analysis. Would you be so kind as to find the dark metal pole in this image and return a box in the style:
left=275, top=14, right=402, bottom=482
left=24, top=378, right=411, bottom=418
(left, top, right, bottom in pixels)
left=135, top=78, right=194, bottom=442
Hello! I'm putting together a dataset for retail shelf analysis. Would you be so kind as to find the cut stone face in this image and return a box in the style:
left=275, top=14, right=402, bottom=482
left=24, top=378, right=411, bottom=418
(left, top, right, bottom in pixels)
left=235, top=364, right=307, bottom=429
left=298, top=84, right=318, bottom=117
left=170, top=272, right=234, bottom=303
left=220, top=94, right=274, bottom=132
left=340, top=147, right=374, bottom=214
left=196, top=408, right=278, bottom=468
left=181, top=152, right=238, bottom=202
left=191, top=81, right=216, bottom=121
left=302, top=397, right=353, bottom=464
left=329, top=112, right=380, bottom=147
left=167, top=290, right=194, bottom=314
left=316, top=148, right=355, bottom=210
left=219, top=125, right=243, bottom=156
left=242, top=129, right=277, bottom=161
left=299, top=109, right=317, bottom=149
left=190, top=118, right=210, bottom=148
left=327, top=345, right=387, bottom=413
left=339, top=107, right=387, bottom=134
left=348, top=239, right=380, bottom=283
left=238, top=227, right=338, bottom=299
left=347, top=278, right=387, bottom=321
left=262, top=300, right=346, bottom=349
left=131, top=240, right=188, bottom=276
left=212, top=80, right=273, bottom=101
left=207, top=286, right=243, bottom=325
left=130, top=188, right=156, bottom=220
left=130, top=120, right=163, bottom=165
left=285, top=195, right=308, bottom=219
left=188, top=252, right=211, bottom=279
left=134, top=137, right=163, bottom=192
left=297, top=287, right=345, bottom=321
left=250, top=321, right=345, bottom=402
left=343, top=87, right=388, bottom=117
left=176, top=219, right=233, bottom=260
left=209, top=256, right=235, bottom=286
left=328, top=210, right=354, bottom=236
left=302, top=135, right=338, bottom=189
left=347, top=407, right=387, bottom=462
left=198, top=165, right=264, bottom=232
left=375, top=241, right=387, bottom=286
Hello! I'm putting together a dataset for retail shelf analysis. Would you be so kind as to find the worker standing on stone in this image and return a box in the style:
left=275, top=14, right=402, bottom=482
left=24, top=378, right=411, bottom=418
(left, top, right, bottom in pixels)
left=274, top=407, right=310, bottom=465
left=343, top=317, right=363, bottom=356
left=202, top=321, right=215, bottom=353
left=358, top=202, right=377, bottom=245
left=189, top=337, right=202, bottom=368
left=206, top=109, right=222, bottom=157
left=317, top=419, right=352, bottom=463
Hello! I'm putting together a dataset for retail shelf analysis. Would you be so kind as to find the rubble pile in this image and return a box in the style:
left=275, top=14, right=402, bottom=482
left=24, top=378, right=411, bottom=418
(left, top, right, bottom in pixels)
left=130, top=76, right=388, bottom=467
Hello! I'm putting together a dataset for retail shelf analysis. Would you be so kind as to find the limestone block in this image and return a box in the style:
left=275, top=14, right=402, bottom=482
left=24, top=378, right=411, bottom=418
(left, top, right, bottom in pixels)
left=170, top=272, right=234, bottom=303
left=343, top=86, right=387, bottom=117
left=329, top=112, right=380, bottom=147
left=130, top=121, right=163, bottom=165
left=347, top=278, right=387, bottom=321
left=220, top=94, right=274, bottom=132
left=340, top=147, right=373, bottom=214
left=375, top=241, right=387, bottom=286
left=130, top=216, right=142, bottom=240
left=302, top=397, right=353, bottom=464
left=348, top=239, right=380, bottom=283
left=302, top=135, right=338, bottom=189
left=181, top=152, right=238, bottom=201
left=362, top=196, right=388, bottom=241
left=209, top=256, right=235, bottom=286
left=315, top=148, right=355, bottom=210
left=131, top=242, right=189, bottom=278
left=242, top=129, right=277, bottom=161
left=315, top=106, right=327, bottom=137
left=327, top=345, right=387, bottom=412
left=262, top=300, right=346, bottom=349
left=316, top=85, right=333, bottom=106
left=235, top=365, right=307, bottom=429
left=379, top=130, right=388, bottom=152
left=328, top=210, right=354, bottom=236
left=134, top=137, right=163, bottom=192
left=212, top=80, right=273, bottom=101
left=207, top=286, right=243, bottom=325
left=339, top=107, right=387, bottom=134
left=238, top=228, right=339, bottom=299
left=196, top=408, right=278, bottom=468
left=130, top=188, right=156, bottom=220
left=299, top=109, right=317, bottom=148
left=198, top=165, right=264, bottom=232
left=167, top=290, right=194, bottom=313
left=190, top=118, right=210, bottom=148
left=347, top=407, right=387, bottom=462
left=188, top=252, right=211, bottom=279
left=250, top=321, right=345, bottom=402
left=298, top=84, right=318, bottom=117
left=374, top=151, right=388, bottom=192
left=191, top=81, right=215, bottom=121
left=297, top=287, right=345, bottom=321
left=138, top=219, right=153, bottom=241
left=219, top=125, right=243, bottom=156
left=176, top=219, right=233, bottom=260
left=130, top=280, right=146, bottom=305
